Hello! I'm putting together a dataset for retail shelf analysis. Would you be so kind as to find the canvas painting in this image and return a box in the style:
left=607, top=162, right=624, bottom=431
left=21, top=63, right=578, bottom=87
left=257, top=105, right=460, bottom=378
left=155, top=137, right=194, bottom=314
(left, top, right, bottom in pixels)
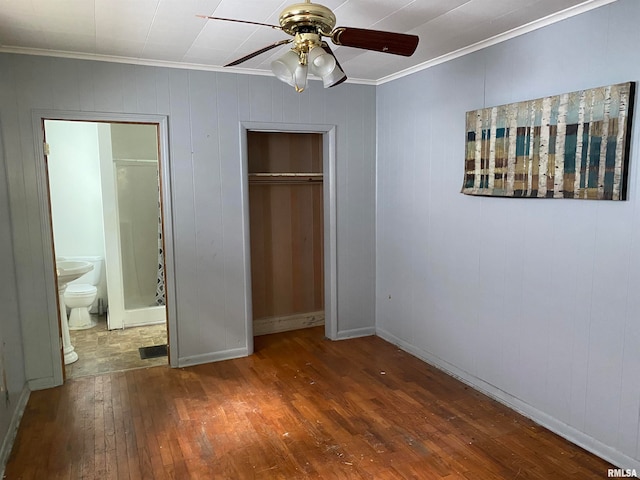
left=462, top=82, right=635, bottom=200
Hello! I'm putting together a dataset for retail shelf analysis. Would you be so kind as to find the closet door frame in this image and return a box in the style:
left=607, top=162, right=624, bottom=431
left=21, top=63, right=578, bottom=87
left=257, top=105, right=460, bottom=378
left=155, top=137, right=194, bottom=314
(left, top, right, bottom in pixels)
left=240, top=122, right=337, bottom=350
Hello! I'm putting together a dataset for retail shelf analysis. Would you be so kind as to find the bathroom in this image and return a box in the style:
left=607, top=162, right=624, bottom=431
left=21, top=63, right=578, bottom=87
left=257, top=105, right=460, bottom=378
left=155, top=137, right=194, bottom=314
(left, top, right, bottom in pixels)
left=45, top=119, right=168, bottom=378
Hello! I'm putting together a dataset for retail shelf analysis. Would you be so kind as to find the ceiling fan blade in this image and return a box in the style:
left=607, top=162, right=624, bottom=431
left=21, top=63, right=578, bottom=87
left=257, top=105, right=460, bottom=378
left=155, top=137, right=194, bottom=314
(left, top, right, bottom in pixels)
left=320, top=42, right=347, bottom=88
left=331, top=27, right=419, bottom=57
left=196, top=14, right=281, bottom=30
left=225, top=39, right=293, bottom=67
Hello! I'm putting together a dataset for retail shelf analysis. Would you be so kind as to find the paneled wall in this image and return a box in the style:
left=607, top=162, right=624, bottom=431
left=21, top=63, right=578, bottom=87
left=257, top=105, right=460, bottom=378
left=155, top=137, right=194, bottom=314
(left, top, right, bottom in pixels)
left=376, top=0, right=640, bottom=470
left=0, top=54, right=376, bottom=387
left=0, top=119, right=27, bottom=471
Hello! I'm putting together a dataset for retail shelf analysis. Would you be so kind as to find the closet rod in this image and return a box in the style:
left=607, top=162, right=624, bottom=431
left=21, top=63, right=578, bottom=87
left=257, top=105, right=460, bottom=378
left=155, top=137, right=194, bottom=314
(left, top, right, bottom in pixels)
left=248, top=173, right=323, bottom=178
left=249, top=179, right=323, bottom=185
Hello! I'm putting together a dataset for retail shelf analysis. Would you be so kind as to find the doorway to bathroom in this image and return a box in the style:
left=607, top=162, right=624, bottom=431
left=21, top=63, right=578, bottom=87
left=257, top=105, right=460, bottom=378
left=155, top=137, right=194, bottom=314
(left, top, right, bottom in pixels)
left=43, top=119, right=169, bottom=378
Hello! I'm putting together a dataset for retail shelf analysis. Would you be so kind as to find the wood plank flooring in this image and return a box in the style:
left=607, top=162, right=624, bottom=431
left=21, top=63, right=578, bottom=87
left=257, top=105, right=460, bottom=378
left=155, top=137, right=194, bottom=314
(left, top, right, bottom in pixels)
left=6, top=327, right=613, bottom=479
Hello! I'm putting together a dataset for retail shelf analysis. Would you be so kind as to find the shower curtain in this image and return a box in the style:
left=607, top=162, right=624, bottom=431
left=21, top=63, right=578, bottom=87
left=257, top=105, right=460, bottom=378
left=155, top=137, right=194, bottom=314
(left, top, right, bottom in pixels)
left=155, top=176, right=166, bottom=306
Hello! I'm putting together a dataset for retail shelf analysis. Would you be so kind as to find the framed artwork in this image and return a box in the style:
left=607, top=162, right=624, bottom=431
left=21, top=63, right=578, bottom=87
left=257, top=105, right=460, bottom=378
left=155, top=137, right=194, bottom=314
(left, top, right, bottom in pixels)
left=462, top=82, right=635, bottom=200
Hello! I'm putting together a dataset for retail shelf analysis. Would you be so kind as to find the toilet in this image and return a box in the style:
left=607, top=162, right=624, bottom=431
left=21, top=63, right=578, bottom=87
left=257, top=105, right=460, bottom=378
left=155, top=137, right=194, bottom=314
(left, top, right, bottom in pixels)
left=64, top=255, right=103, bottom=330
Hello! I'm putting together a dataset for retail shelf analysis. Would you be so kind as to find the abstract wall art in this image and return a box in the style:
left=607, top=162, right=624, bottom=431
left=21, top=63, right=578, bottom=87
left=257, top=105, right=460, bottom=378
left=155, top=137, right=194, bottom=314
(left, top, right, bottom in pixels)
left=462, top=82, right=635, bottom=200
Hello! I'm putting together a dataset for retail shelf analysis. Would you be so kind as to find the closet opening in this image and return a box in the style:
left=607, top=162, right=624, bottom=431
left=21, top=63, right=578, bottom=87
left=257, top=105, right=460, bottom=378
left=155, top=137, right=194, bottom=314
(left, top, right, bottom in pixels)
left=248, top=131, right=325, bottom=336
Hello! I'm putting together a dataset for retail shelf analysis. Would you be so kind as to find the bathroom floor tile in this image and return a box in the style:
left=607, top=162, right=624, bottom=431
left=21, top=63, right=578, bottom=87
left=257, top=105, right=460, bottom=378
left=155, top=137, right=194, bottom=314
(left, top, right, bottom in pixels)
left=65, top=314, right=167, bottom=379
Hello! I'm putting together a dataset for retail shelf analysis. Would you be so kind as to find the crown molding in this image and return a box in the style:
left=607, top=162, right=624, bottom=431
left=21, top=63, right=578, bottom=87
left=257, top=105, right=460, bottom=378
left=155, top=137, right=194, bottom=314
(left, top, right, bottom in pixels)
left=0, top=46, right=272, bottom=75
left=376, top=0, right=619, bottom=86
left=0, top=45, right=375, bottom=86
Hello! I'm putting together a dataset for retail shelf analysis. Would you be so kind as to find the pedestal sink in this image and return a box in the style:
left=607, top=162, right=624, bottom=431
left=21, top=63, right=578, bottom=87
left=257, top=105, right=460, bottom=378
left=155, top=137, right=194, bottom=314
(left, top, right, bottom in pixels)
left=56, top=260, right=94, bottom=364
left=57, top=260, right=93, bottom=286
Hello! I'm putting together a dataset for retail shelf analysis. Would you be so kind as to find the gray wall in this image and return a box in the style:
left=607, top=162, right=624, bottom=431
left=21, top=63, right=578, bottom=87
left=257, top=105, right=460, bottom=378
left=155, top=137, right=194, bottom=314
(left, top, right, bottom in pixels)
left=0, top=114, right=27, bottom=471
left=376, top=0, right=640, bottom=470
left=0, top=54, right=376, bottom=387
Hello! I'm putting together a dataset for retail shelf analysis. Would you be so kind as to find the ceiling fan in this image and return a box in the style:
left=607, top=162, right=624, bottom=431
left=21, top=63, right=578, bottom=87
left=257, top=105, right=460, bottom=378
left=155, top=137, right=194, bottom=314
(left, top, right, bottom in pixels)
left=197, top=0, right=419, bottom=92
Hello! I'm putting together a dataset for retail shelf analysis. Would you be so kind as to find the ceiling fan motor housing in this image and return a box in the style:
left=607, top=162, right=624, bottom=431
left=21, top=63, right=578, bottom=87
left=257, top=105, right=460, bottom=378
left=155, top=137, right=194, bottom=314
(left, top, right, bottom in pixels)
left=279, top=2, right=336, bottom=36
left=294, top=32, right=323, bottom=57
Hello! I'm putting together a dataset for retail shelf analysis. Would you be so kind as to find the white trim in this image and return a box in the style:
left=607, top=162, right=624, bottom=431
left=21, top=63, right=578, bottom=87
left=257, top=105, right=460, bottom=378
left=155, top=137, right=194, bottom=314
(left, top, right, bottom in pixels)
left=157, top=117, right=179, bottom=368
left=178, top=347, right=249, bottom=368
left=323, top=128, right=339, bottom=341
left=0, top=46, right=271, bottom=75
left=239, top=127, right=254, bottom=357
left=0, top=46, right=375, bottom=86
left=0, top=0, right=614, bottom=87
left=31, top=116, right=65, bottom=387
left=376, top=327, right=640, bottom=473
left=121, top=318, right=166, bottom=329
left=377, top=0, right=618, bottom=85
left=335, top=327, right=376, bottom=340
left=27, top=377, right=59, bottom=391
left=0, top=385, right=30, bottom=478
left=239, top=122, right=339, bottom=342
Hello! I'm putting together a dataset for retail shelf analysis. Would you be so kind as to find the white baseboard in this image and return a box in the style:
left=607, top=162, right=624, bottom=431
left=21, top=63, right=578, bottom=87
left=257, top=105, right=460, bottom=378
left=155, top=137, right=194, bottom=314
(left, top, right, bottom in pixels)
left=0, top=385, right=30, bottom=478
left=254, top=311, right=325, bottom=336
left=27, top=376, right=60, bottom=391
left=177, top=347, right=249, bottom=368
left=376, top=327, right=640, bottom=473
left=335, top=326, right=376, bottom=340
left=123, top=320, right=166, bottom=329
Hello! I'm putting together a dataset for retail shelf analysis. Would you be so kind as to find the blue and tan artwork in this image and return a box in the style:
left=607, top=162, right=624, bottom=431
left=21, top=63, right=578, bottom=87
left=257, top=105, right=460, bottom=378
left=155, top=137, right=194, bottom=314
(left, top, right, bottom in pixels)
left=463, top=82, right=635, bottom=200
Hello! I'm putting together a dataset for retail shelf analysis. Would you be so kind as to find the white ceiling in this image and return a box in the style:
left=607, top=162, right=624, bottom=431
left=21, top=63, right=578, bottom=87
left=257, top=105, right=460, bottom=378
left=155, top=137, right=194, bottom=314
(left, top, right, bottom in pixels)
left=0, top=0, right=615, bottom=84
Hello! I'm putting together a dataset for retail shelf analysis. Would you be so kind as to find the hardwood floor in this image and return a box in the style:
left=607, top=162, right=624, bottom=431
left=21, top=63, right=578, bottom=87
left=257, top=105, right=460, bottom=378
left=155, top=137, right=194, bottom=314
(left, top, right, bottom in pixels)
left=6, top=327, right=612, bottom=479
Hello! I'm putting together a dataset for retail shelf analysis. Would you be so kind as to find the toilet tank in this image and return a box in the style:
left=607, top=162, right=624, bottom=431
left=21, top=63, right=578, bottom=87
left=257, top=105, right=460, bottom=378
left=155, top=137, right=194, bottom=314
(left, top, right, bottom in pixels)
left=66, top=255, right=103, bottom=286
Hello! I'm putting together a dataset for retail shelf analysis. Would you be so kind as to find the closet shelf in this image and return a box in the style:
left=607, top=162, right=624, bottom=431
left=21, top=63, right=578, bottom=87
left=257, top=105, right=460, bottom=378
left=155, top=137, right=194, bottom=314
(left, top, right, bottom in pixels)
left=249, top=173, right=323, bottom=185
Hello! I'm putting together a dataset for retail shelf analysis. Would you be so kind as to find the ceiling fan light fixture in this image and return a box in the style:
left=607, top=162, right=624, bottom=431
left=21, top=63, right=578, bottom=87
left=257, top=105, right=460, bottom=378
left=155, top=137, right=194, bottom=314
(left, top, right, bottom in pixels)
left=293, top=64, right=308, bottom=92
left=203, top=1, right=420, bottom=92
left=322, top=64, right=346, bottom=88
left=271, top=49, right=301, bottom=85
left=272, top=49, right=310, bottom=92
left=308, top=45, right=336, bottom=78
